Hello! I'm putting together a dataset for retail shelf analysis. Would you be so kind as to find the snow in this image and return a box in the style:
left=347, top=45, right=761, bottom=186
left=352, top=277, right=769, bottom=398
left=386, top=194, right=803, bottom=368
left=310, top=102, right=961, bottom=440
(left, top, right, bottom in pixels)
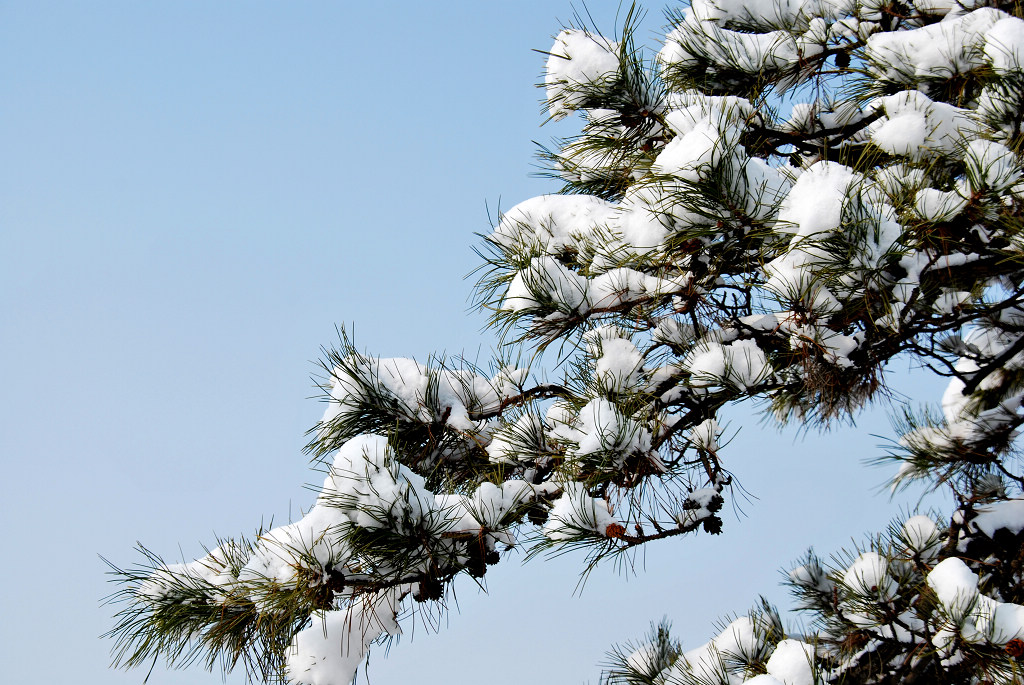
left=662, top=91, right=754, bottom=135
left=660, top=20, right=799, bottom=76
left=764, top=249, right=840, bottom=315
left=915, top=0, right=960, bottom=14
left=925, top=557, right=1019, bottom=647
left=902, top=515, right=941, bottom=560
left=923, top=558, right=1024, bottom=645
left=486, top=412, right=544, bottom=464
left=874, top=163, right=925, bottom=202
left=322, top=356, right=513, bottom=437
left=489, top=194, right=618, bottom=259
left=452, top=480, right=535, bottom=532
left=589, top=268, right=689, bottom=310
left=687, top=0, right=855, bottom=28
left=318, top=434, right=431, bottom=532
left=741, top=156, right=791, bottom=220
left=964, top=139, right=1021, bottom=193
left=763, top=159, right=903, bottom=320
left=744, top=676, right=785, bottom=685
left=933, top=289, right=972, bottom=314
left=784, top=322, right=858, bottom=367
left=614, top=187, right=675, bottom=252
left=671, top=616, right=762, bottom=683
left=969, top=498, right=1024, bottom=538
left=871, top=109, right=927, bottom=157
left=137, top=543, right=241, bottom=602
left=626, top=644, right=661, bottom=677
left=589, top=329, right=645, bottom=393
left=678, top=486, right=724, bottom=527
left=869, top=90, right=980, bottom=161
left=984, top=16, right=1024, bottom=74
left=690, top=418, right=720, bottom=451
left=764, top=639, right=815, bottom=685
left=543, top=481, right=619, bottom=540
left=285, top=589, right=404, bottom=685
left=789, top=560, right=833, bottom=594
left=238, top=504, right=350, bottom=605
left=990, top=603, right=1024, bottom=644
left=842, top=551, right=896, bottom=599
left=653, top=317, right=695, bottom=348
left=504, top=255, right=590, bottom=313
left=573, top=397, right=652, bottom=461
left=865, top=8, right=1004, bottom=83
left=914, top=188, right=966, bottom=222
left=545, top=30, right=620, bottom=119
left=652, top=117, right=727, bottom=182
left=685, top=339, right=771, bottom=390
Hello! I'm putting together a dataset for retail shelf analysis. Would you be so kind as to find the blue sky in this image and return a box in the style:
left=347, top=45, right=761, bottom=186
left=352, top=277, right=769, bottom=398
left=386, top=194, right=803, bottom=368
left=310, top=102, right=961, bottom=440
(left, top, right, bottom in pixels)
left=0, top=3, right=949, bottom=684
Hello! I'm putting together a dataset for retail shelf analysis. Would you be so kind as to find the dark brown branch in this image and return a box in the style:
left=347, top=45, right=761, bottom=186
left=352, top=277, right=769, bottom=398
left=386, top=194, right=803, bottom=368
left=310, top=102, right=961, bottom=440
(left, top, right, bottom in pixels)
left=744, top=110, right=882, bottom=156
left=467, top=383, right=571, bottom=421
left=961, top=333, right=1024, bottom=395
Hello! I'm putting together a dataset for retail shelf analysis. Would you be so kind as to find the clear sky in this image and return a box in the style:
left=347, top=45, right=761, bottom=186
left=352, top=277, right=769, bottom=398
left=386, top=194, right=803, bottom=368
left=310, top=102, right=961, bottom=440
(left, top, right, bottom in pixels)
left=0, top=3, right=950, bottom=684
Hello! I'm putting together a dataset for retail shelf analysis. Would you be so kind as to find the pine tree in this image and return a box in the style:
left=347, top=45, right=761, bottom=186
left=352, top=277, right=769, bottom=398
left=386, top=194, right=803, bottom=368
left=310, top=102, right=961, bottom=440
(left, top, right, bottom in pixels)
left=105, top=1, right=1024, bottom=683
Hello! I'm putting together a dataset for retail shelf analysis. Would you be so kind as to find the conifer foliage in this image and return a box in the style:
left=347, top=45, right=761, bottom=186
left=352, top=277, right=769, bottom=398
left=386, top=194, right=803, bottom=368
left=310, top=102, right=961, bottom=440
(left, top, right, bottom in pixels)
left=106, top=1, right=1024, bottom=683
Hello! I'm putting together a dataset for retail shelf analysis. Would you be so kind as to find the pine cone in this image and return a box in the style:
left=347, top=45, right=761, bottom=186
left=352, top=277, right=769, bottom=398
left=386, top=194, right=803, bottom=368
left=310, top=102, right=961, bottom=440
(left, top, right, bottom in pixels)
left=605, top=523, right=626, bottom=539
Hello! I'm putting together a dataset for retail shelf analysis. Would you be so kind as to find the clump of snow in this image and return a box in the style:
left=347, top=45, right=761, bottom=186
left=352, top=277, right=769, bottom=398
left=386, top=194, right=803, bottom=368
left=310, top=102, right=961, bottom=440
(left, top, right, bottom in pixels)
left=843, top=551, right=896, bottom=598
left=869, top=90, right=980, bottom=161
left=743, top=676, right=786, bottom=685
left=285, top=589, right=404, bottom=685
left=875, top=163, right=924, bottom=201
left=435, top=481, right=536, bottom=546
left=652, top=117, right=730, bottom=183
left=685, top=339, right=771, bottom=390
left=589, top=268, right=690, bottom=311
left=764, top=160, right=902, bottom=319
left=588, top=327, right=646, bottom=392
left=670, top=616, right=763, bottom=683
left=236, top=436, right=430, bottom=607
left=927, top=558, right=1024, bottom=645
left=777, top=161, right=857, bottom=237
left=690, top=418, right=720, bottom=451
left=489, top=194, right=618, bottom=259
left=786, top=321, right=859, bottom=368
left=927, top=557, right=982, bottom=617
left=765, top=639, right=815, bottom=685
left=964, top=139, right=1021, bottom=194
left=505, top=255, right=590, bottom=313
left=573, top=398, right=652, bottom=463
left=790, top=558, right=833, bottom=595
left=543, top=482, right=620, bottom=540
left=915, top=0, right=961, bottom=14
left=237, top=505, right=351, bottom=607
left=902, top=515, right=941, bottom=560
left=653, top=317, right=695, bottom=348
left=318, top=434, right=432, bottom=532
left=969, top=498, right=1024, bottom=538
left=546, top=30, right=620, bottom=119
left=984, top=16, right=1024, bottom=74
left=625, top=643, right=663, bottom=679
left=914, top=188, right=966, bottom=222
left=764, top=249, right=840, bottom=315
left=138, top=543, right=242, bottom=602
left=865, top=8, right=1003, bottom=84
left=321, top=356, right=516, bottom=437
left=677, top=486, right=724, bottom=528
left=660, top=19, right=799, bottom=76
left=486, top=412, right=545, bottom=464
